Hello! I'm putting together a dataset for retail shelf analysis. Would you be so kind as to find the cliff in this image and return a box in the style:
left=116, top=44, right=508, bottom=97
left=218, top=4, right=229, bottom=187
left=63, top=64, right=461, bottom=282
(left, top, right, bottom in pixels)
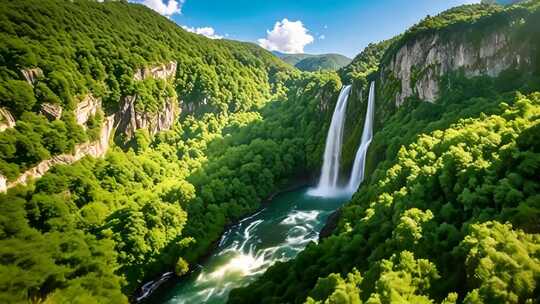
left=380, top=28, right=532, bottom=107
left=117, top=95, right=178, bottom=138
left=340, top=2, right=540, bottom=185
left=0, top=61, right=180, bottom=192
left=1, top=114, right=115, bottom=192
left=116, top=61, right=179, bottom=139
left=377, top=3, right=538, bottom=108
left=0, top=107, right=16, bottom=131
left=133, top=61, right=177, bottom=81
left=20, top=67, right=43, bottom=86
left=75, top=94, right=101, bottom=126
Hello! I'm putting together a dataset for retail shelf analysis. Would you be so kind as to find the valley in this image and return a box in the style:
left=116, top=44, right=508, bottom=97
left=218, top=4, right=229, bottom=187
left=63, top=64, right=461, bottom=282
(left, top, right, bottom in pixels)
left=0, top=1, right=539, bottom=304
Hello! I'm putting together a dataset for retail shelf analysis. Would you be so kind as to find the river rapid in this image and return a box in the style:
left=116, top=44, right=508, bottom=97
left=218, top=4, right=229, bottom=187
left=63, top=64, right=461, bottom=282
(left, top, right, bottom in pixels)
left=146, top=187, right=349, bottom=304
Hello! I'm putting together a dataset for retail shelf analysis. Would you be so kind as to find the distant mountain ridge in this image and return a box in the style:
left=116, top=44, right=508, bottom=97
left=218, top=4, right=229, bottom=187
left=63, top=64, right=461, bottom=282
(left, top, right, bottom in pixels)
left=272, top=51, right=352, bottom=71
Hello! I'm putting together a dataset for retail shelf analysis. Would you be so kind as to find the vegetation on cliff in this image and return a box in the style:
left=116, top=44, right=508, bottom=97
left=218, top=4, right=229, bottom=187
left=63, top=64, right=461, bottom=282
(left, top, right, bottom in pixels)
left=0, top=0, right=291, bottom=179
left=229, top=2, right=540, bottom=303
left=230, top=87, right=540, bottom=304
left=0, top=68, right=341, bottom=302
left=1, top=0, right=540, bottom=303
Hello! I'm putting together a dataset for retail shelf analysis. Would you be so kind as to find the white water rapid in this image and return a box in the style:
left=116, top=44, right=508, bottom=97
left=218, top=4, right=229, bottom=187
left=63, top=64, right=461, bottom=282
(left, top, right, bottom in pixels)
left=159, top=190, right=334, bottom=304
left=346, top=81, right=375, bottom=193
left=308, top=85, right=352, bottom=197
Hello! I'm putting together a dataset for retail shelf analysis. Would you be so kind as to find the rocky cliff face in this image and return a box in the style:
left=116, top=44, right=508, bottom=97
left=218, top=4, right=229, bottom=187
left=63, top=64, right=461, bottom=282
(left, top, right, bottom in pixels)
left=117, top=61, right=179, bottom=139
left=40, top=103, right=63, bottom=120
left=117, top=95, right=178, bottom=138
left=75, top=95, right=101, bottom=126
left=1, top=114, right=115, bottom=192
left=0, top=61, right=180, bottom=192
left=380, top=27, right=532, bottom=106
left=20, top=67, right=43, bottom=86
left=0, top=107, right=15, bottom=131
left=133, top=61, right=177, bottom=81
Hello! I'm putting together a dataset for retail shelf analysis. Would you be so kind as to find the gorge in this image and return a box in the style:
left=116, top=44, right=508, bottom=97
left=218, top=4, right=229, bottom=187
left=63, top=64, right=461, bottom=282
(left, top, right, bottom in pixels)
left=1, top=1, right=539, bottom=304
left=141, top=79, right=377, bottom=303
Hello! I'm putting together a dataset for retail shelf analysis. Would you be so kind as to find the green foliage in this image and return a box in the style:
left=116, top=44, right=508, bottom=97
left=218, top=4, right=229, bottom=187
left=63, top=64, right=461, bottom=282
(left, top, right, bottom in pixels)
left=306, top=269, right=363, bottom=304
left=459, top=221, right=540, bottom=303
left=0, top=0, right=292, bottom=178
left=339, top=38, right=396, bottom=84
left=229, top=92, right=540, bottom=303
left=0, top=80, right=36, bottom=116
left=0, top=70, right=339, bottom=302
left=276, top=52, right=352, bottom=72
left=294, top=54, right=352, bottom=72
left=175, top=257, right=189, bottom=277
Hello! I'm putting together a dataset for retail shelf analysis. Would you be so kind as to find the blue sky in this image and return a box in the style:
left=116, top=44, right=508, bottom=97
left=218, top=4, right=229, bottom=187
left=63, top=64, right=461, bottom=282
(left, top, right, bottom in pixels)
left=133, top=0, right=479, bottom=58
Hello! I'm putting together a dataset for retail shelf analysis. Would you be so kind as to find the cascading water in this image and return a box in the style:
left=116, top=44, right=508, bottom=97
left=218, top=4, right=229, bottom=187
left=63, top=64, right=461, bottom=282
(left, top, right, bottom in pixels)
left=308, top=85, right=352, bottom=197
left=346, top=81, right=376, bottom=193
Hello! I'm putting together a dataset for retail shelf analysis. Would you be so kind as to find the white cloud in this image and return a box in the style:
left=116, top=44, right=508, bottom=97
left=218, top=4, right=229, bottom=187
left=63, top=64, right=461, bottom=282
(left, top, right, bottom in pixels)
left=182, top=26, right=223, bottom=39
left=319, top=34, right=326, bottom=40
left=258, top=19, right=314, bottom=54
left=136, top=0, right=183, bottom=16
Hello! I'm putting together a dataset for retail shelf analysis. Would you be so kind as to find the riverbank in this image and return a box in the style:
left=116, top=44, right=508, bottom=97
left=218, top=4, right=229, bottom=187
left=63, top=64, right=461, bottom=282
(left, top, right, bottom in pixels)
left=145, top=185, right=349, bottom=304
left=133, top=175, right=312, bottom=303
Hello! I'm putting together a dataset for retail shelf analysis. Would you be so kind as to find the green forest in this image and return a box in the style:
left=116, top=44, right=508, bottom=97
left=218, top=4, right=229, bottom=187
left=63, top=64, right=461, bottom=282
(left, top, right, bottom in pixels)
left=1, top=0, right=540, bottom=303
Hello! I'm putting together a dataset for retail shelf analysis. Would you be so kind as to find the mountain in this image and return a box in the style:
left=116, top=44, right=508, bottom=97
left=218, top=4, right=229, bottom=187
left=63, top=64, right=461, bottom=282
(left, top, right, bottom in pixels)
left=0, top=1, right=327, bottom=302
left=230, top=2, right=540, bottom=303
left=1, top=0, right=540, bottom=303
left=0, top=0, right=292, bottom=182
left=273, top=51, right=352, bottom=71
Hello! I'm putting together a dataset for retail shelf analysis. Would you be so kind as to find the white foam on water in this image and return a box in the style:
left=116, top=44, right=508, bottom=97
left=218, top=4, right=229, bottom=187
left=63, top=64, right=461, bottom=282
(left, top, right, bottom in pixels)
left=281, top=210, right=319, bottom=226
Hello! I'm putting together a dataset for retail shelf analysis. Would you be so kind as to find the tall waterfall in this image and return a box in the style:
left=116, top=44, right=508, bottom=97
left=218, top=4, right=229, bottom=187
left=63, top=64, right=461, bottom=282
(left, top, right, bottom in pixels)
left=347, top=81, right=375, bottom=193
left=308, top=85, right=352, bottom=197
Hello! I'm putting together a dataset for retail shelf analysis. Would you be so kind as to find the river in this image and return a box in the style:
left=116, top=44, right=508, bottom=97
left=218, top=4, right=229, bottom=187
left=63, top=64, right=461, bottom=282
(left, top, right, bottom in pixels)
left=146, top=187, right=349, bottom=304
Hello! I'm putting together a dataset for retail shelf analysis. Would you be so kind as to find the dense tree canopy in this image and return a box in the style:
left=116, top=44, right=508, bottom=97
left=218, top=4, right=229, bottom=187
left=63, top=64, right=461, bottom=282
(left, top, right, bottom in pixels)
left=0, top=0, right=292, bottom=178
left=229, top=91, right=540, bottom=304
left=1, top=0, right=540, bottom=303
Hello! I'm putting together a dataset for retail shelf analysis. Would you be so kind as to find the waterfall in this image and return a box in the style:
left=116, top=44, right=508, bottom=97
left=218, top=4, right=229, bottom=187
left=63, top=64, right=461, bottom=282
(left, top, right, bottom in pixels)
left=308, top=85, right=352, bottom=197
left=346, top=81, right=375, bottom=193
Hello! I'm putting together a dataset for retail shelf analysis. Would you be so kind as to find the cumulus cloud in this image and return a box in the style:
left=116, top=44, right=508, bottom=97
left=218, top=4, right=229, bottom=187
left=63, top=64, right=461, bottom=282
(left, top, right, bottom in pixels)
left=136, top=0, right=183, bottom=16
left=182, top=26, right=223, bottom=39
left=258, top=19, right=314, bottom=54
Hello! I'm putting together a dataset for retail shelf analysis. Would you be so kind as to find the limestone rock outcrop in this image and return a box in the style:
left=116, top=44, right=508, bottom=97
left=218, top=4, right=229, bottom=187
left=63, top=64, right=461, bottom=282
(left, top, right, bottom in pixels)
left=0, top=107, right=16, bottom=131
left=1, top=61, right=180, bottom=192
left=134, top=61, right=177, bottom=81
left=1, top=114, right=115, bottom=192
left=117, top=95, right=179, bottom=139
left=20, top=67, right=43, bottom=86
left=381, top=28, right=532, bottom=106
left=119, top=60, right=179, bottom=139
left=75, top=95, right=101, bottom=126
left=40, top=103, right=63, bottom=120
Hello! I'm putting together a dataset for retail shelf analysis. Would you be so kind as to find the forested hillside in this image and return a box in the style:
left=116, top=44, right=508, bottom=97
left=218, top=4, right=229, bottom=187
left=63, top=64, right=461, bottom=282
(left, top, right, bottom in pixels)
left=230, top=2, right=540, bottom=303
left=0, top=1, right=342, bottom=302
left=0, top=0, right=292, bottom=181
left=1, top=0, right=540, bottom=303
